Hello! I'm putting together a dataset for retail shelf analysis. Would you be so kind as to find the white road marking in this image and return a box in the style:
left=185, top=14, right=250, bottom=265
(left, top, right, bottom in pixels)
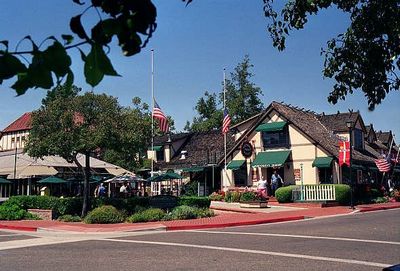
left=0, top=237, right=91, bottom=251
left=0, top=233, right=21, bottom=237
left=101, top=238, right=393, bottom=268
left=186, top=230, right=400, bottom=245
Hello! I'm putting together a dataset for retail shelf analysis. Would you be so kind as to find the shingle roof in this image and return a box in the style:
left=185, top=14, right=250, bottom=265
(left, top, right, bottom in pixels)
left=2, top=112, right=32, bottom=133
left=376, top=131, right=392, bottom=145
left=317, top=111, right=360, bottom=132
left=153, top=133, right=191, bottom=145
left=224, top=102, right=374, bottom=164
left=155, top=130, right=235, bottom=170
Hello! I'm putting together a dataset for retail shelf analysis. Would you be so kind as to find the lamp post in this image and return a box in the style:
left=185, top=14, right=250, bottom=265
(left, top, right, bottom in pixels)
left=346, top=120, right=355, bottom=209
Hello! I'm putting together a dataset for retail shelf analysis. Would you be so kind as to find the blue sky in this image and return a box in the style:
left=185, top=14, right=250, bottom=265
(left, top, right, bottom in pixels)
left=0, top=1, right=399, bottom=138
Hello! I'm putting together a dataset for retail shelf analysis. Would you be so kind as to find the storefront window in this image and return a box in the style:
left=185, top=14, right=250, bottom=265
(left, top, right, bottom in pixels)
left=262, top=128, right=289, bottom=149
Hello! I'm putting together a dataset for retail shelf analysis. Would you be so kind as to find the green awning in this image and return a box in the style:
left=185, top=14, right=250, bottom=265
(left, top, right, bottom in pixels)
left=149, top=145, right=162, bottom=151
left=227, top=160, right=245, bottom=170
left=0, top=178, right=12, bottom=184
left=182, top=166, right=204, bottom=173
left=38, top=176, right=69, bottom=184
left=312, top=157, right=333, bottom=168
left=256, top=121, right=287, bottom=132
left=251, top=150, right=291, bottom=168
left=147, top=172, right=183, bottom=182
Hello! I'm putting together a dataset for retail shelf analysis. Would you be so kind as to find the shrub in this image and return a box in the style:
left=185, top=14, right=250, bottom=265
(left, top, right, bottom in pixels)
left=84, top=205, right=125, bottom=224
left=224, top=191, right=232, bottom=202
left=334, top=184, right=351, bottom=205
left=373, top=197, right=389, bottom=204
left=275, top=186, right=296, bottom=203
left=230, top=191, right=241, bottom=202
left=182, top=181, right=199, bottom=196
left=177, top=196, right=211, bottom=208
left=127, top=208, right=165, bottom=223
left=240, top=192, right=257, bottom=202
left=91, top=197, right=127, bottom=211
left=392, top=189, right=400, bottom=202
left=168, top=206, right=198, bottom=220
left=209, top=192, right=224, bottom=201
left=0, top=204, right=28, bottom=220
left=58, top=215, right=82, bottom=222
left=195, top=208, right=214, bottom=218
left=58, top=197, right=83, bottom=216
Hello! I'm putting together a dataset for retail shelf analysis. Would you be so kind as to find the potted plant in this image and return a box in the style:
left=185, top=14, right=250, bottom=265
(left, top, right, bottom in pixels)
left=239, top=191, right=268, bottom=208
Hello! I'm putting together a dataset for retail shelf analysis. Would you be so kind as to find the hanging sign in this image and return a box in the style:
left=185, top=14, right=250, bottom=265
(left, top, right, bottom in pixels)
left=241, top=142, right=253, bottom=158
left=339, top=140, right=350, bottom=167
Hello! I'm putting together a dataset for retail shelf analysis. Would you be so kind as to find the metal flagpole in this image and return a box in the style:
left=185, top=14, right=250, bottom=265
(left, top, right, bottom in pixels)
left=151, top=50, right=155, bottom=196
left=223, top=68, right=227, bottom=185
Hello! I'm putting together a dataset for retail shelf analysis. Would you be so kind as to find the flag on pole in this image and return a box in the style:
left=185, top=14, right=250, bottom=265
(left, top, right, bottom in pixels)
left=338, top=140, right=350, bottom=167
left=222, top=109, right=231, bottom=134
left=374, top=158, right=391, bottom=172
left=153, top=100, right=169, bottom=133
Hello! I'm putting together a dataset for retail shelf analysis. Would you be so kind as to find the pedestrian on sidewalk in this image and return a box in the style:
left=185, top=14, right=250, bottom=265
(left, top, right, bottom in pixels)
left=271, top=170, right=282, bottom=197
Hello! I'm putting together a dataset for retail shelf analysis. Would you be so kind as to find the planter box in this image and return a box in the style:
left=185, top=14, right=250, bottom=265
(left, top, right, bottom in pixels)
left=27, top=209, right=54, bottom=220
left=239, top=201, right=268, bottom=208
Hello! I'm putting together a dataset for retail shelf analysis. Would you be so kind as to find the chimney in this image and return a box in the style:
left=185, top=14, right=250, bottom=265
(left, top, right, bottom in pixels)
left=179, top=150, right=187, bottom=160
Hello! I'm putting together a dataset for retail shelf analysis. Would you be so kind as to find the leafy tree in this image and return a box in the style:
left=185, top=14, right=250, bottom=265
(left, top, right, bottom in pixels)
left=223, top=55, right=264, bottom=123
left=263, top=0, right=400, bottom=109
left=186, top=56, right=263, bottom=132
left=0, top=0, right=191, bottom=95
left=189, top=92, right=223, bottom=132
left=26, top=86, right=123, bottom=216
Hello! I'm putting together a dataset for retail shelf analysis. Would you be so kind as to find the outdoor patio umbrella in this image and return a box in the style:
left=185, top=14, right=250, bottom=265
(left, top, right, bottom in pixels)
left=146, top=172, right=183, bottom=182
left=0, top=177, right=12, bottom=184
left=37, top=176, right=69, bottom=184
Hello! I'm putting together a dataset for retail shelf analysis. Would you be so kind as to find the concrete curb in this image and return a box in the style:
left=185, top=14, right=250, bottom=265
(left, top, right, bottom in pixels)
left=358, top=204, right=400, bottom=213
left=0, top=224, right=37, bottom=232
left=210, top=206, right=261, bottom=214
left=165, top=216, right=305, bottom=231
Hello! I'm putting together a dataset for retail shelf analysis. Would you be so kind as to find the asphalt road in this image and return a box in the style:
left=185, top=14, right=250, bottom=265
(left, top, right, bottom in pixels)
left=0, top=209, right=399, bottom=271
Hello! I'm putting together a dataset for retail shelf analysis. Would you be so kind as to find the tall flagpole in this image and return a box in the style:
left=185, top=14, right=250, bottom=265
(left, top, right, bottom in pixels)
left=223, top=68, right=227, bottom=174
left=151, top=49, right=154, bottom=179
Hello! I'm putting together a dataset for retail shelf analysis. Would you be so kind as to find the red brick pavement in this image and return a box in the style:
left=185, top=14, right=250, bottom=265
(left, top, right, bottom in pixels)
left=0, top=202, right=398, bottom=233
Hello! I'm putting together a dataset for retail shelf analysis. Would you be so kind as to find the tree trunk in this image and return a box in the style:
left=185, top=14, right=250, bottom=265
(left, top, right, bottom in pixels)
left=73, top=153, right=91, bottom=217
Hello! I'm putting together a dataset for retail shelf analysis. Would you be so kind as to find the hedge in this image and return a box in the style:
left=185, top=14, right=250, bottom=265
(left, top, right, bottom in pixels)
left=84, top=205, right=125, bottom=224
left=334, top=184, right=351, bottom=204
left=275, top=186, right=297, bottom=203
left=127, top=208, right=165, bottom=223
left=3, top=196, right=150, bottom=217
left=177, top=196, right=211, bottom=208
left=0, top=204, right=40, bottom=220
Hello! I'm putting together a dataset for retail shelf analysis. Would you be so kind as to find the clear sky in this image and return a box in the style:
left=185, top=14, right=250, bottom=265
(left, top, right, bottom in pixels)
left=0, top=1, right=399, bottom=139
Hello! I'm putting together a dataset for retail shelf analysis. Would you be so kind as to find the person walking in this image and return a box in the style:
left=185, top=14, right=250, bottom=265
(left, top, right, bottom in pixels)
left=271, top=170, right=283, bottom=197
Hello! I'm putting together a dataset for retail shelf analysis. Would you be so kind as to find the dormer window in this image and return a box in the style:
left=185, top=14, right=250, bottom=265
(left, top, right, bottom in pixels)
left=156, top=147, right=164, bottom=161
left=353, top=128, right=364, bottom=150
left=256, top=122, right=289, bottom=149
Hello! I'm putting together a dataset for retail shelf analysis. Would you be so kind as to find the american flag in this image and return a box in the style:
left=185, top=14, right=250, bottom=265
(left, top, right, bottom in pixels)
left=153, top=100, right=169, bottom=133
left=374, top=158, right=391, bottom=172
left=222, top=109, right=231, bottom=134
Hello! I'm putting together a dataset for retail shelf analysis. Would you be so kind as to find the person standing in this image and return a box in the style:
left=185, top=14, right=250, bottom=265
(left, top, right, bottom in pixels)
left=257, top=176, right=267, bottom=198
left=98, top=183, right=106, bottom=197
left=271, top=170, right=282, bottom=197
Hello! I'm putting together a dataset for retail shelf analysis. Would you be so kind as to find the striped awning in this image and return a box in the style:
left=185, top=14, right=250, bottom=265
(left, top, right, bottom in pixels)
left=227, top=160, right=245, bottom=170
left=312, top=157, right=333, bottom=168
left=256, top=121, right=287, bottom=132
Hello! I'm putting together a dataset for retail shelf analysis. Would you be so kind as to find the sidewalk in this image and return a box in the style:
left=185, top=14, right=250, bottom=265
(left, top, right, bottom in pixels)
left=0, top=201, right=399, bottom=233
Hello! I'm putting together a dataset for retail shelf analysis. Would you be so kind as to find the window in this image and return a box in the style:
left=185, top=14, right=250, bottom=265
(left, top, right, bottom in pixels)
left=354, top=129, right=363, bottom=150
left=156, top=148, right=164, bottom=161
left=262, top=127, right=289, bottom=149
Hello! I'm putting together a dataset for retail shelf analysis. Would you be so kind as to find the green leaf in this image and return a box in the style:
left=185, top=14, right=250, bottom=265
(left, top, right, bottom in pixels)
left=72, top=0, right=85, bottom=5
left=43, top=41, right=72, bottom=77
left=65, top=69, right=74, bottom=89
left=0, top=53, right=27, bottom=81
left=84, top=43, right=119, bottom=87
left=61, top=34, right=74, bottom=45
left=91, top=19, right=120, bottom=45
left=29, top=53, right=54, bottom=89
left=70, top=15, right=88, bottom=40
left=0, top=40, right=8, bottom=50
left=21, top=35, right=38, bottom=51
left=11, top=72, right=32, bottom=96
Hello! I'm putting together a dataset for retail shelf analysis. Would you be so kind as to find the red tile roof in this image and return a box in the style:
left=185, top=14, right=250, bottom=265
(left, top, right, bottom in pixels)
left=2, top=112, right=32, bottom=133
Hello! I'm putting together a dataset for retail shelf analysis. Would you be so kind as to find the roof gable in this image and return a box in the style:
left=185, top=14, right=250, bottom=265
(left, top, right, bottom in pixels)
left=2, top=112, right=32, bottom=133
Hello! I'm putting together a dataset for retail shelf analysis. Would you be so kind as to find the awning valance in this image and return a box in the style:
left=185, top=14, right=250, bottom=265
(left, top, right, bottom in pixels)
left=149, top=145, right=163, bottom=151
left=227, top=160, right=245, bottom=170
left=312, top=157, right=333, bottom=168
left=251, top=150, right=291, bottom=168
left=0, top=178, right=12, bottom=184
left=182, top=167, right=204, bottom=173
left=256, top=121, right=287, bottom=132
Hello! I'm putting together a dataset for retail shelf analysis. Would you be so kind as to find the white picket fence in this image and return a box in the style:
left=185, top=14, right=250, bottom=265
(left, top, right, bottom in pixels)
left=292, top=185, right=336, bottom=202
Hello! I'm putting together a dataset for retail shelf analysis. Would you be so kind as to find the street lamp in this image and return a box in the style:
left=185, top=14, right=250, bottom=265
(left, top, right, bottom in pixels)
left=346, top=120, right=355, bottom=209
